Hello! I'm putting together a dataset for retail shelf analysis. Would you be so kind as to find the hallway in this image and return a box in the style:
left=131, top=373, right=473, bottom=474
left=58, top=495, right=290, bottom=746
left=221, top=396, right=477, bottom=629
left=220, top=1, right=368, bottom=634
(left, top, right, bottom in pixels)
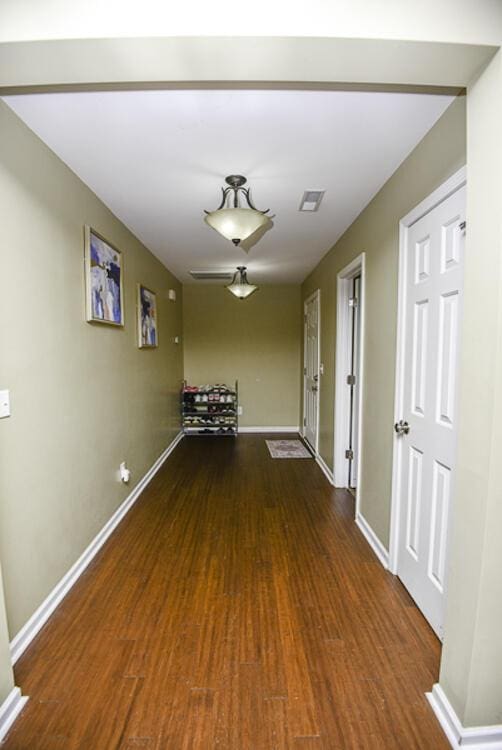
left=5, top=435, right=447, bottom=749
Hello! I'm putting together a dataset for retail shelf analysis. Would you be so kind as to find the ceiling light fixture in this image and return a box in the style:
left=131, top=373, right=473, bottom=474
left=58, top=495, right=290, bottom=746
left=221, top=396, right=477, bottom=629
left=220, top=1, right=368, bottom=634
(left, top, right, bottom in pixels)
left=226, top=266, right=258, bottom=300
left=204, top=175, right=271, bottom=246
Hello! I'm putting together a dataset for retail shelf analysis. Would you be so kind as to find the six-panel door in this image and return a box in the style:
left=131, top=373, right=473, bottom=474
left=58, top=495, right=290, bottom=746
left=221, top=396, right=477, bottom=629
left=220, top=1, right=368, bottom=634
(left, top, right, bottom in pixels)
left=397, top=185, right=466, bottom=639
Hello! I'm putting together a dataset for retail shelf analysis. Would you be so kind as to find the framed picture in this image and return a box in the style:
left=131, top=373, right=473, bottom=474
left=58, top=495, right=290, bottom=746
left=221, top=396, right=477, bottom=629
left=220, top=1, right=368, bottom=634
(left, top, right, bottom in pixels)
left=137, top=284, right=158, bottom=348
left=84, top=226, right=124, bottom=326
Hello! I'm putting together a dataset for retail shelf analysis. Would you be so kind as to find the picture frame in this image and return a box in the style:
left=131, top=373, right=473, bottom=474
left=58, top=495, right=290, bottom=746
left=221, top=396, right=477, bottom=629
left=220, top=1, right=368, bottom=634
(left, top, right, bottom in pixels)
left=84, top=226, right=124, bottom=326
left=137, top=284, right=158, bottom=348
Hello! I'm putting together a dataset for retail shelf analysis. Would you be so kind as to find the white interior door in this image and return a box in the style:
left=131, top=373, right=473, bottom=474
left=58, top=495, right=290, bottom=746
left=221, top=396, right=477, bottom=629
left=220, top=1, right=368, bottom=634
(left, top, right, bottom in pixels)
left=395, top=184, right=466, bottom=638
left=304, top=291, right=320, bottom=451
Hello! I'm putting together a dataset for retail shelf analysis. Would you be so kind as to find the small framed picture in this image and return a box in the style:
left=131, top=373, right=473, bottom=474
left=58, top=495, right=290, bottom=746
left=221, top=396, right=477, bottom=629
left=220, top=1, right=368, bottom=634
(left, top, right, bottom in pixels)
left=84, top=226, right=124, bottom=326
left=137, top=284, right=158, bottom=348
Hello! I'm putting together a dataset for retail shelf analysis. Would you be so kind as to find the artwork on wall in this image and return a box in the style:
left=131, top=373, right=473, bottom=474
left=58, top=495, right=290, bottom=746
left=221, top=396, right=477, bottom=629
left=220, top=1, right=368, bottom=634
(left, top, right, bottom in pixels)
left=137, top=284, right=158, bottom=348
left=84, top=226, right=124, bottom=326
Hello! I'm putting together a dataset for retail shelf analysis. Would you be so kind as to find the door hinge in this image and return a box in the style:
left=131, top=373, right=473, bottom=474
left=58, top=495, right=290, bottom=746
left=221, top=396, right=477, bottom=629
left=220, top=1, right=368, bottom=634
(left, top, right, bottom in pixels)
left=303, top=417, right=307, bottom=426
left=304, top=367, right=307, bottom=376
left=347, top=374, right=356, bottom=386
left=349, top=297, right=358, bottom=308
left=459, top=220, right=466, bottom=231
left=345, top=449, right=354, bottom=460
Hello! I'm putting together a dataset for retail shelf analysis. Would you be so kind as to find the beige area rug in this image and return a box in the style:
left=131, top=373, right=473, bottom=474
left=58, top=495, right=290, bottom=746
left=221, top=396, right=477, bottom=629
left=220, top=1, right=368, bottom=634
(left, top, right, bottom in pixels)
left=266, top=439, right=312, bottom=459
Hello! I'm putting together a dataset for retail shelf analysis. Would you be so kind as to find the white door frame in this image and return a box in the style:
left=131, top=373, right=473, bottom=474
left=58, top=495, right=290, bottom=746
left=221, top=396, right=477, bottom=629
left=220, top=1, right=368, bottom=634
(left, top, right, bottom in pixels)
left=334, top=253, right=366, bottom=515
left=388, top=166, right=467, bottom=575
left=303, top=289, right=321, bottom=453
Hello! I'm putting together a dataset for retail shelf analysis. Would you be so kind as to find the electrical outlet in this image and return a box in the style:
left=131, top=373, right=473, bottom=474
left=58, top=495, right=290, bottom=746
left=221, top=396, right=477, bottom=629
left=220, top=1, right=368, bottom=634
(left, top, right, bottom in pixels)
left=119, top=462, right=131, bottom=483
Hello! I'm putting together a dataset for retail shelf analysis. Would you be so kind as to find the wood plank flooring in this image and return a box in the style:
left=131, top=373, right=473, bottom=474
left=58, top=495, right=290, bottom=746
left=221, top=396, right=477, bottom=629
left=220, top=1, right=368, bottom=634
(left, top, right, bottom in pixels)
left=4, top=435, right=448, bottom=749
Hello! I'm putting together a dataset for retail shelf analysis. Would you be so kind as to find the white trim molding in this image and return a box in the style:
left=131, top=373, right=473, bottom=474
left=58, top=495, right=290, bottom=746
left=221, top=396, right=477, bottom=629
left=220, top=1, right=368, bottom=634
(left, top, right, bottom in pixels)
left=10, top=431, right=184, bottom=664
left=427, top=684, right=502, bottom=749
left=389, top=166, right=467, bottom=574
left=0, top=687, right=28, bottom=742
left=239, top=426, right=299, bottom=433
left=400, top=166, right=467, bottom=229
left=355, top=512, right=389, bottom=569
left=316, top=454, right=335, bottom=485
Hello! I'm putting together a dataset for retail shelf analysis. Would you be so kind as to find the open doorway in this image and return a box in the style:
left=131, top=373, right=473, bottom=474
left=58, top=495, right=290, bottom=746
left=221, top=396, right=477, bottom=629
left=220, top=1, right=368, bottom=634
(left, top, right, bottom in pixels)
left=347, top=273, right=362, bottom=491
left=303, top=289, right=320, bottom=453
left=334, top=254, right=366, bottom=503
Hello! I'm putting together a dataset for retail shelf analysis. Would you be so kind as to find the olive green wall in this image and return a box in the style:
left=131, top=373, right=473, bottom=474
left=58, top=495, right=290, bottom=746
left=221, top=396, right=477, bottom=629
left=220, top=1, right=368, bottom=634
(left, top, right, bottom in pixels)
left=302, top=96, right=466, bottom=548
left=0, top=100, right=183, bottom=638
left=183, top=285, right=301, bottom=428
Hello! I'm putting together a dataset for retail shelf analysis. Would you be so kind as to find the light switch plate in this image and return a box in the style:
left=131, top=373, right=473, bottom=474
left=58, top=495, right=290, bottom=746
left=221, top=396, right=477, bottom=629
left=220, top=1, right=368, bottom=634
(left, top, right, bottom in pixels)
left=0, top=390, right=10, bottom=418
left=168, top=289, right=176, bottom=301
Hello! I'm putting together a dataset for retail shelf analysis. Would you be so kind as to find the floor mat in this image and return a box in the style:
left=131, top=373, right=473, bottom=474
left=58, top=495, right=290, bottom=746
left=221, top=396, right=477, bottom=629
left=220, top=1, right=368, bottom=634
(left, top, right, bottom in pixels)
left=266, top=439, right=312, bottom=459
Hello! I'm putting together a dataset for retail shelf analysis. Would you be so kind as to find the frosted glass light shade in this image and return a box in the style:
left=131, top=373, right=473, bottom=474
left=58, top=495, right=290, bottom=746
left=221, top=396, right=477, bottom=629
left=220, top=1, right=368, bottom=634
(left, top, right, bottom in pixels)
left=226, top=267, right=258, bottom=299
left=205, top=208, right=270, bottom=245
left=227, top=281, right=258, bottom=299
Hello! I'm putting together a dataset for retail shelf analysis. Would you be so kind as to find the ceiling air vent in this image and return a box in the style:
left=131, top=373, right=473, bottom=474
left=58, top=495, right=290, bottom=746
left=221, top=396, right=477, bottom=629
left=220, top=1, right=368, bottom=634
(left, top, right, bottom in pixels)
left=299, top=190, right=325, bottom=212
left=189, top=270, right=234, bottom=281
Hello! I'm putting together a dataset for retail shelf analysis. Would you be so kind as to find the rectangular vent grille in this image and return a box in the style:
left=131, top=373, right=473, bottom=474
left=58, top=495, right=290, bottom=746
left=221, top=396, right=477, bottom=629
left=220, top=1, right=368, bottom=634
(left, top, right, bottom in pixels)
left=189, top=270, right=234, bottom=280
left=299, top=190, right=325, bottom=212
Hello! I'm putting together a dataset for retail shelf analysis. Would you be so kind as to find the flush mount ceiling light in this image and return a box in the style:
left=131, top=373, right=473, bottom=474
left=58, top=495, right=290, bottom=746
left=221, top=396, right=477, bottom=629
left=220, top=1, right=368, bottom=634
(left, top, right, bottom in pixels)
left=204, top=175, right=271, bottom=246
left=226, top=266, right=258, bottom=300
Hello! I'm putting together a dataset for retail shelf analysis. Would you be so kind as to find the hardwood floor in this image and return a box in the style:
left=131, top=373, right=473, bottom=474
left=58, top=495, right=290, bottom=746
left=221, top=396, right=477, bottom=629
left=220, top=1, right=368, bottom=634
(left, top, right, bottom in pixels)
left=4, top=435, right=447, bottom=749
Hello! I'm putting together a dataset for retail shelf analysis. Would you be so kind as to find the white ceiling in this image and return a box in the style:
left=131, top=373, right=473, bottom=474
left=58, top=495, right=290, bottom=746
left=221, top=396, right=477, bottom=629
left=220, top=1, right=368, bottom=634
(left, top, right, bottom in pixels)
left=3, top=89, right=454, bottom=284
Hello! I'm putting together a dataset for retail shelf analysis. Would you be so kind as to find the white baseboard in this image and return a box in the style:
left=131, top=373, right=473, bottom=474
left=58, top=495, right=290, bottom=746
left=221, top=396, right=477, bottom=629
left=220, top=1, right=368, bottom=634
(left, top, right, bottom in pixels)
left=0, top=687, right=28, bottom=742
left=239, top=426, right=299, bottom=433
left=427, top=684, right=502, bottom=749
left=355, top=512, right=389, bottom=569
left=10, top=431, right=184, bottom=664
left=315, top=454, right=335, bottom=485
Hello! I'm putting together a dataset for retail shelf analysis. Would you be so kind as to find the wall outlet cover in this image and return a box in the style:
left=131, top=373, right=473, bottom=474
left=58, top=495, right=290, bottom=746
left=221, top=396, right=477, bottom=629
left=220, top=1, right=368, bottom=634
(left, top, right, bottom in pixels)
left=119, top=462, right=131, bottom=483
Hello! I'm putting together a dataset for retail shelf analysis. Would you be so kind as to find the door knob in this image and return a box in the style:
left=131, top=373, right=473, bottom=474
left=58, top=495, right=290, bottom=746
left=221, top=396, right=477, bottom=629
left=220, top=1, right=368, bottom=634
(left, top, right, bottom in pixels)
left=312, top=385, right=318, bottom=392
left=313, top=374, right=319, bottom=381
left=394, top=419, right=410, bottom=436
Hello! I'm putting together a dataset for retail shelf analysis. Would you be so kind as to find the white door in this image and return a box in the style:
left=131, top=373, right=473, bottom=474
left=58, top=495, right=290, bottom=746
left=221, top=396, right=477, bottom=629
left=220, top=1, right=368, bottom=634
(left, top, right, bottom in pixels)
left=395, top=184, right=466, bottom=638
left=304, top=291, right=320, bottom=451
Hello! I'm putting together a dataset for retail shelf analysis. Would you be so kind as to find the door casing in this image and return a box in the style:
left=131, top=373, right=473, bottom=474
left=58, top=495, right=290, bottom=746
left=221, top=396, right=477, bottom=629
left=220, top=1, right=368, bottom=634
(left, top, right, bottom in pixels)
left=389, top=166, right=467, bottom=575
left=334, top=253, right=366, bottom=516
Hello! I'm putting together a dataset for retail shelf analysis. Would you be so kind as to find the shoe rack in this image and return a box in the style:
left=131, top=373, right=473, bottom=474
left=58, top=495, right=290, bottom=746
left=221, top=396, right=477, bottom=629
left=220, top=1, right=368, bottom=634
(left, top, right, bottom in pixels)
left=181, top=380, right=238, bottom=436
